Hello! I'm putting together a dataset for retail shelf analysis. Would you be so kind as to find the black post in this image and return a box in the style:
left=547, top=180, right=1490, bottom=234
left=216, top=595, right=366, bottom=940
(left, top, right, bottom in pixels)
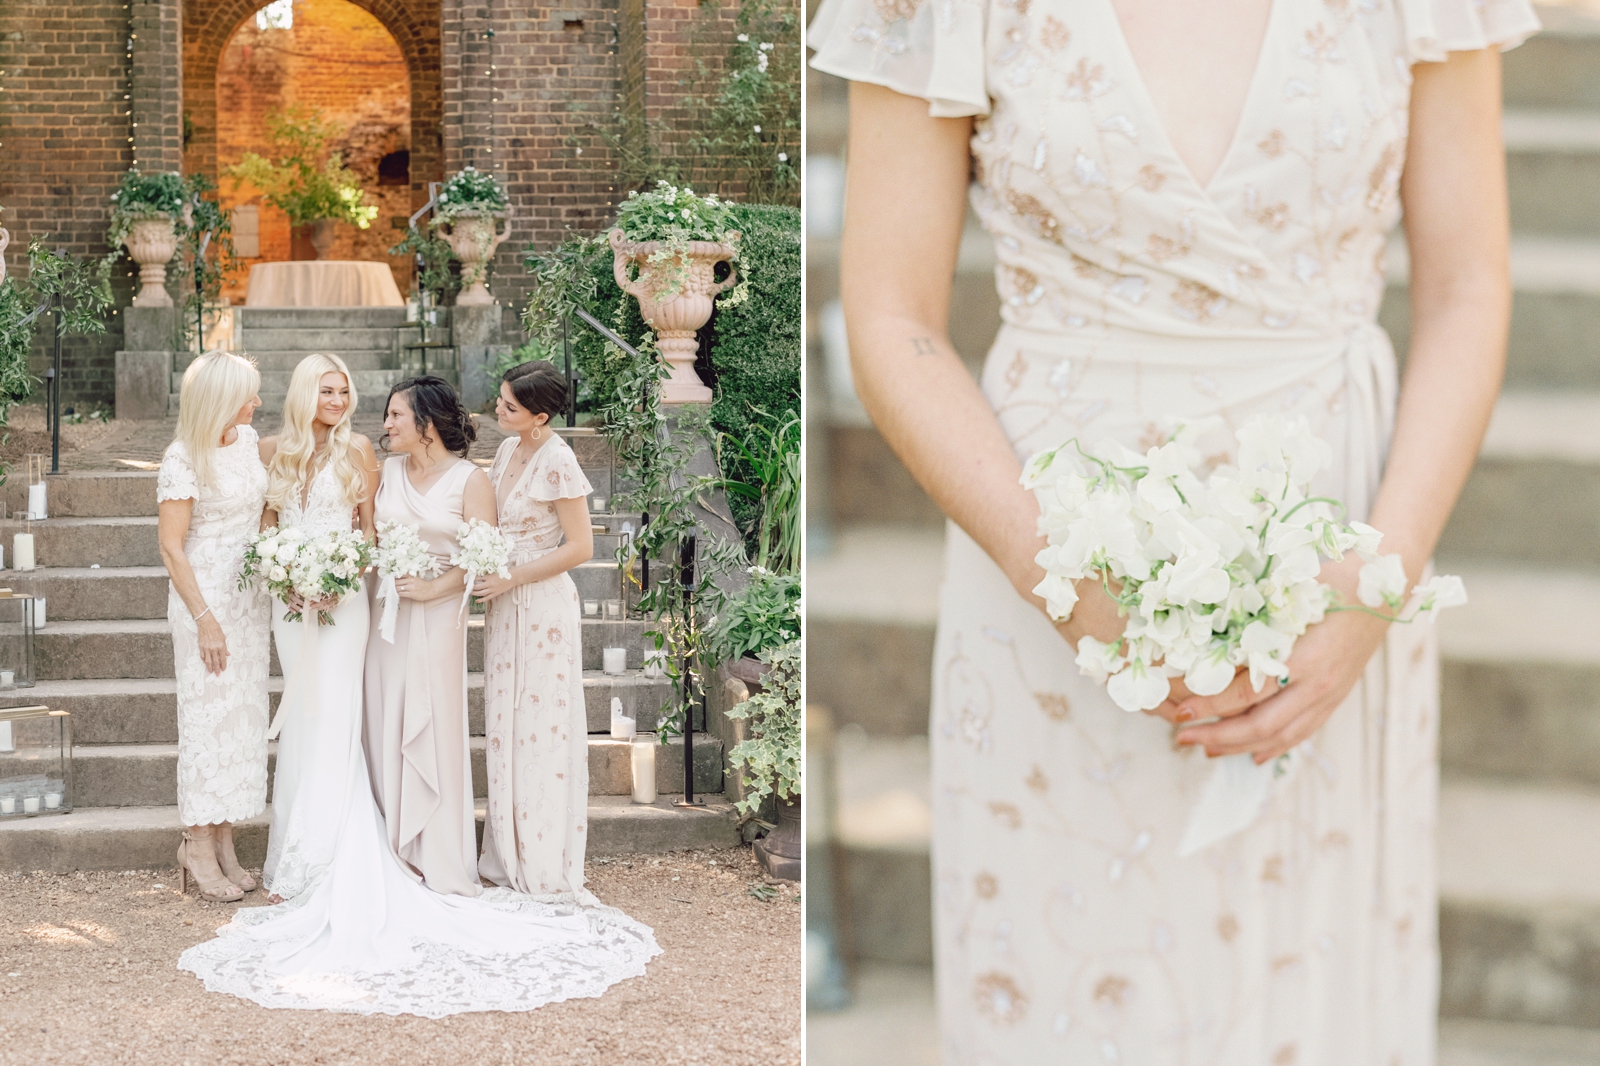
left=639, top=511, right=649, bottom=592
left=50, top=292, right=62, bottom=474
left=678, top=532, right=698, bottom=805
left=562, top=314, right=575, bottom=427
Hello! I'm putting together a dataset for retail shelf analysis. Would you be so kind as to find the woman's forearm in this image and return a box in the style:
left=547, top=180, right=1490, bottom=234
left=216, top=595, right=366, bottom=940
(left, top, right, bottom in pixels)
left=507, top=541, right=591, bottom=587
left=160, top=544, right=212, bottom=621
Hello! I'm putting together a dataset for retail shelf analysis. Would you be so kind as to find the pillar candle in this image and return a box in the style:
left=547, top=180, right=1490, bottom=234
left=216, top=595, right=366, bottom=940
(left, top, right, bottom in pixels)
left=631, top=735, right=657, bottom=804
left=12, top=534, right=34, bottom=571
left=0, top=797, right=14, bottom=815
left=0, top=720, right=11, bottom=753
left=26, top=481, right=46, bottom=521
left=27, top=597, right=44, bottom=631
left=603, top=646, right=627, bottom=675
left=610, top=696, right=636, bottom=740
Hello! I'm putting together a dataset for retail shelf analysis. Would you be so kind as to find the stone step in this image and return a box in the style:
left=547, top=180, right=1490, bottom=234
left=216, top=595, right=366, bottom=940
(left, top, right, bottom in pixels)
left=178, top=349, right=396, bottom=374
left=0, top=517, right=158, bottom=568
left=56, top=731, right=722, bottom=808
left=25, top=617, right=656, bottom=680
left=169, top=368, right=404, bottom=397
left=1, top=473, right=159, bottom=519
left=1502, top=6, right=1600, bottom=111
left=1505, top=109, right=1600, bottom=237
left=810, top=526, right=1600, bottom=789
left=1, top=670, right=679, bottom=744
left=237, top=307, right=411, bottom=330
left=0, top=562, right=632, bottom=618
left=819, top=728, right=1600, bottom=1030
left=238, top=326, right=400, bottom=352
left=0, top=794, right=741, bottom=872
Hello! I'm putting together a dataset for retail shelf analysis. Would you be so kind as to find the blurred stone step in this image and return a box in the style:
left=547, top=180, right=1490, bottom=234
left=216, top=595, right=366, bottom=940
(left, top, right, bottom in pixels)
left=238, top=326, right=399, bottom=351
left=0, top=517, right=158, bottom=568
left=1505, top=110, right=1600, bottom=236
left=237, top=307, right=409, bottom=330
left=2, top=473, right=161, bottom=518
left=3, top=669, right=678, bottom=744
left=222, top=349, right=395, bottom=373
left=0, top=794, right=740, bottom=872
left=27, top=616, right=656, bottom=680
left=1502, top=6, right=1600, bottom=111
left=62, top=732, right=723, bottom=807
left=171, top=368, right=403, bottom=397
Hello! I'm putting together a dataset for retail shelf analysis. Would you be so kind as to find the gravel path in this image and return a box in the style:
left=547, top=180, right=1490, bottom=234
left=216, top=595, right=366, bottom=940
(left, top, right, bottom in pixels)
left=0, top=848, right=799, bottom=1066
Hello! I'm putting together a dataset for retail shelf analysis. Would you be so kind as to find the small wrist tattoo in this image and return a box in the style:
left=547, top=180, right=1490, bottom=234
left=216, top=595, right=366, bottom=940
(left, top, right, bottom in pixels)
left=910, top=337, right=937, bottom=356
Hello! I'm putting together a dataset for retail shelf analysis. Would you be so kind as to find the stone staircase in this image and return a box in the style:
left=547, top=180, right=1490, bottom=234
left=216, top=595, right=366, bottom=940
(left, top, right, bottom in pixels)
left=169, top=306, right=455, bottom=416
left=807, top=4, right=1600, bottom=1054
left=0, top=432, right=740, bottom=872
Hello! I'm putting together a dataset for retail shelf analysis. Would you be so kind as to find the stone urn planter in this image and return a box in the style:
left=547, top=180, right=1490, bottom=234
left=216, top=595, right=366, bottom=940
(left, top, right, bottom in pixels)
left=309, top=218, right=337, bottom=260
left=439, top=212, right=512, bottom=306
left=608, top=228, right=739, bottom=405
left=727, top=655, right=769, bottom=695
left=755, top=794, right=800, bottom=881
left=124, top=216, right=178, bottom=308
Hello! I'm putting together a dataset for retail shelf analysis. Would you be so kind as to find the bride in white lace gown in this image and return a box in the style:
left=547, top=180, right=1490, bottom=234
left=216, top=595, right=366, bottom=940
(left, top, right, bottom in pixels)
left=179, top=355, right=660, bottom=1016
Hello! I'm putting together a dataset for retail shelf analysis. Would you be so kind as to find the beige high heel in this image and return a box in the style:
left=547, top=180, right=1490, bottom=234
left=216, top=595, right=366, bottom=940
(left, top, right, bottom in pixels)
left=213, top=832, right=258, bottom=892
left=177, top=830, right=243, bottom=903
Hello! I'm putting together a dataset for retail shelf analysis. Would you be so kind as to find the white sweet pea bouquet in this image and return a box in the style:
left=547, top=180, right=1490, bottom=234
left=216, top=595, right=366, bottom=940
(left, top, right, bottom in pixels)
left=451, top=518, right=512, bottom=619
left=1022, top=414, right=1467, bottom=852
left=239, top=526, right=371, bottom=626
left=371, top=520, right=441, bottom=643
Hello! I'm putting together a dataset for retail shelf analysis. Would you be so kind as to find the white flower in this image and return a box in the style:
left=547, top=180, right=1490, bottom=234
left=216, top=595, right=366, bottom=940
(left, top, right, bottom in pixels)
left=1106, top=654, right=1170, bottom=712
left=1413, top=573, right=1468, bottom=621
left=777, top=152, right=788, bottom=162
left=737, top=32, right=749, bottom=41
left=1357, top=554, right=1408, bottom=609
left=760, top=41, right=773, bottom=50
left=1184, top=642, right=1236, bottom=697
left=1032, top=569, right=1080, bottom=621
left=269, top=566, right=288, bottom=583
left=1347, top=521, right=1384, bottom=560
left=757, top=52, right=769, bottom=72
left=1074, top=635, right=1124, bottom=684
left=1240, top=621, right=1292, bottom=692
left=753, top=125, right=762, bottom=133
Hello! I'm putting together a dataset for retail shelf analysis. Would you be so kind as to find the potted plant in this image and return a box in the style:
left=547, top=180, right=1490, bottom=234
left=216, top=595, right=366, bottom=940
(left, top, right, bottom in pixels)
left=227, top=106, right=378, bottom=260
left=725, top=640, right=800, bottom=880
left=609, top=181, right=746, bottom=404
left=107, top=169, right=192, bottom=307
left=434, top=166, right=512, bottom=306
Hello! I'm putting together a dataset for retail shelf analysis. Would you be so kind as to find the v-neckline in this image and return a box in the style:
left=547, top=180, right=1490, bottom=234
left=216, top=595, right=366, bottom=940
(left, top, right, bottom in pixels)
left=402, top=455, right=463, bottom=499
left=1099, top=0, right=1280, bottom=199
left=495, top=434, right=555, bottom=512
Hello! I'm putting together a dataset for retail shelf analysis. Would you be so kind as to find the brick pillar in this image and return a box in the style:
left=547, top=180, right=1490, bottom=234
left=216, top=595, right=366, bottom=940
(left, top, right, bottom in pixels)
left=441, top=0, right=497, bottom=177
left=130, top=0, right=183, bottom=172
left=618, top=0, right=646, bottom=169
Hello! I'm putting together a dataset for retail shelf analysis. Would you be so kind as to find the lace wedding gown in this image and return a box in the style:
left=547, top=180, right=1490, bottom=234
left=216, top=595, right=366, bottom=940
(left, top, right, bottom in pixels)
left=179, top=463, right=661, bottom=1017
left=811, top=0, right=1537, bottom=1062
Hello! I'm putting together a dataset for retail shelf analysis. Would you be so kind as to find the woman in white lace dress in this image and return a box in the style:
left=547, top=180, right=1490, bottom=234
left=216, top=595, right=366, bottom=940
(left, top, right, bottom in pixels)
left=813, top=0, right=1534, bottom=1061
left=179, top=359, right=661, bottom=1017
left=156, top=351, right=269, bottom=903
left=474, top=361, right=597, bottom=899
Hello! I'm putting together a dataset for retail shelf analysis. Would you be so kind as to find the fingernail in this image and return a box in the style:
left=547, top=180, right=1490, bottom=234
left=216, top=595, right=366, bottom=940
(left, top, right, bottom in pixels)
left=1175, top=706, right=1196, bottom=723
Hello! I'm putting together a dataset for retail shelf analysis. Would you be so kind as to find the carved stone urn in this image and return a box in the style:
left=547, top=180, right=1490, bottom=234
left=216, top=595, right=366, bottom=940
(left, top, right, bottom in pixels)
left=0, top=225, right=9, bottom=285
left=309, top=218, right=337, bottom=260
left=125, top=216, right=178, bottom=308
left=608, top=228, right=739, bottom=405
left=439, top=212, right=512, bottom=306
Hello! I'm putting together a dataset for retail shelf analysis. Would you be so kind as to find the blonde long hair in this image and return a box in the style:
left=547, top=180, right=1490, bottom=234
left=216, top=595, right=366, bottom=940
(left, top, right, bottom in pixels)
left=265, top=353, right=366, bottom=512
left=175, top=350, right=260, bottom=489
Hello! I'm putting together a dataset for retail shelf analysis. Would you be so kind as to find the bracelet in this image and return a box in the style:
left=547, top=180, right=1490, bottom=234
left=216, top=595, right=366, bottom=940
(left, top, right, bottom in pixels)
left=194, top=606, right=213, bottom=622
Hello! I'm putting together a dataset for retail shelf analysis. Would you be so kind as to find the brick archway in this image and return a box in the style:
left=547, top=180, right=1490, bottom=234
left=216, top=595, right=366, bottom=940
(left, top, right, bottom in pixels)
left=183, top=0, right=442, bottom=216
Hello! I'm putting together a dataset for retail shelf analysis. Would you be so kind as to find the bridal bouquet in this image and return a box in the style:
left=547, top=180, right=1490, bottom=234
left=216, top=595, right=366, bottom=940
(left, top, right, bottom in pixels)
left=371, top=520, right=441, bottom=643
left=451, top=518, right=512, bottom=619
left=1022, top=414, right=1467, bottom=852
left=239, top=526, right=371, bottom=625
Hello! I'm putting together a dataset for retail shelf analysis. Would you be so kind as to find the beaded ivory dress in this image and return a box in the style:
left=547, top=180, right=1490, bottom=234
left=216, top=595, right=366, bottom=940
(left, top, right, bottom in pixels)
left=811, top=0, right=1537, bottom=1062
left=179, top=461, right=661, bottom=1017
left=478, top=435, right=597, bottom=899
left=157, top=425, right=270, bottom=827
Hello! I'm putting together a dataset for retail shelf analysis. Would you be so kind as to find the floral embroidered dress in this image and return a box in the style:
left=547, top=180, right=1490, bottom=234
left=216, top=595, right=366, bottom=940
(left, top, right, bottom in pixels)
left=157, top=424, right=271, bottom=826
left=478, top=435, right=597, bottom=900
left=811, top=1, right=1537, bottom=1063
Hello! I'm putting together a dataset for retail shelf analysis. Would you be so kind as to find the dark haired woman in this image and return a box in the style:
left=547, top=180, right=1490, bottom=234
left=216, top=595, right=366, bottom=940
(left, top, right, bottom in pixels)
left=474, top=361, right=599, bottom=898
left=364, top=376, right=497, bottom=896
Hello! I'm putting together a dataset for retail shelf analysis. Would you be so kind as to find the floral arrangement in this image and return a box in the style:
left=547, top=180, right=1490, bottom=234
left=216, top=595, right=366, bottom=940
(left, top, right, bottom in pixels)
left=614, top=181, right=748, bottom=308
left=226, top=106, right=378, bottom=228
left=239, top=526, right=371, bottom=625
left=105, top=170, right=192, bottom=250
left=451, top=518, right=512, bottom=618
left=1023, top=414, right=1466, bottom=851
left=433, top=166, right=508, bottom=225
left=371, top=520, right=440, bottom=643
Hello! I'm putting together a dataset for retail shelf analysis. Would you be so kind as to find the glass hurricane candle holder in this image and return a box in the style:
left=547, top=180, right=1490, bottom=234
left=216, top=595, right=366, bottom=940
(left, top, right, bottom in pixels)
left=0, top=592, right=38, bottom=689
left=0, top=705, right=70, bottom=818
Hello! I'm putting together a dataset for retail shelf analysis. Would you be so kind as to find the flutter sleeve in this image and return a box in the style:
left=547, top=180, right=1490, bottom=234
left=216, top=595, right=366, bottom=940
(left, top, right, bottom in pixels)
left=1399, top=0, right=1540, bottom=62
left=808, top=0, right=990, bottom=118
left=157, top=442, right=199, bottom=503
left=528, top=442, right=594, bottom=502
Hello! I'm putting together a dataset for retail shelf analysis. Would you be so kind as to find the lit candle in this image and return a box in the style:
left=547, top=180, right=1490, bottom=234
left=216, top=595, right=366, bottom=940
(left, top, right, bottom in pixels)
left=631, top=734, right=657, bottom=804
left=643, top=649, right=667, bottom=679
left=603, top=646, right=627, bottom=675
left=604, top=599, right=624, bottom=621
left=12, top=534, right=34, bottom=571
left=27, top=481, right=46, bottom=521
left=22, top=796, right=39, bottom=814
left=0, top=797, right=14, bottom=815
left=43, top=792, right=61, bottom=810
left=0, top=719, right=10, bottom=752
left=583, top=600, right=599, bottom=618
left=591, top=496, right=607, bottom=513
left=609, top=696, right=636, bottom=740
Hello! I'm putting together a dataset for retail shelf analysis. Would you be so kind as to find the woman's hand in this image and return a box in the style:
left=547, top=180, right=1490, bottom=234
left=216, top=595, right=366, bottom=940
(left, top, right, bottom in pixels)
left=1173, top=556, right=1392, bottom=762
left=1053, top=576, right=1200, bottom=721
left=196, top=613, right=230, bottom=676
left=472, top=572, right=519, bottom=603
left=394, top=574, right=438, bottom=602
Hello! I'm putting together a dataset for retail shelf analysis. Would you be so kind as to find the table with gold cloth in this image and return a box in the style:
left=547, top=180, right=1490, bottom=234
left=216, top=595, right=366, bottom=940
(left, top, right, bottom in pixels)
left=244, top=261, right=404, bottom=308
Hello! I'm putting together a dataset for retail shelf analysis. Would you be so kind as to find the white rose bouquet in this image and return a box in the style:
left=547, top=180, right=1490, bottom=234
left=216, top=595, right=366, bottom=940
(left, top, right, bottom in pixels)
left=239, top=526, right=371, bottom=626
left=371, top=520, right=441, bottom=643
left=1022, top=414, right=1467, bottom=852
left=450, top=518, right=512, bottom=620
